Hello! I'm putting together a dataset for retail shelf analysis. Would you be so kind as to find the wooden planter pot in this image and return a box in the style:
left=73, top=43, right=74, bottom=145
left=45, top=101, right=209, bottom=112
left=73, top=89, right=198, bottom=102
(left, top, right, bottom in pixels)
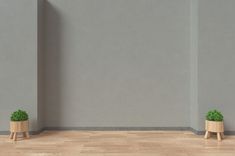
left=204, top=120, right=224, bottom=141
left=10, top=120, right=29, bottom=141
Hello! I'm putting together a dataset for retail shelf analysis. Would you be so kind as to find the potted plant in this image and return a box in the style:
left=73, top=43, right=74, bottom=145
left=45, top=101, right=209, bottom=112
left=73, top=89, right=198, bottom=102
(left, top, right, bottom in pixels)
left=204, top=109, right=224, bottom=141
left=9, top=109, right=29, bottom=141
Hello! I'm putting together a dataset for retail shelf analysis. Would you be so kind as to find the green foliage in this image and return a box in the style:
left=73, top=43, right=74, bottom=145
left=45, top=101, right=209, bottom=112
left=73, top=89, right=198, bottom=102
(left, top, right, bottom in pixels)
left=10, top=109, right=29, bottom=121
left=206, top=109, right=223, bottom=121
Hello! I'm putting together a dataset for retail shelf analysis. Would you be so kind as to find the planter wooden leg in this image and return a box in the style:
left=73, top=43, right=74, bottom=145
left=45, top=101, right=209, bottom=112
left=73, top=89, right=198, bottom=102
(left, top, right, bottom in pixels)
left=13, top=132, right=17, bottom=141
left=23, top=132, right=26, bottom=138
left=9, top=132, right=14, bottom=139
left=208, top=132, right=211, bottom=138
left=217, top=132, right=221, bottom=141
left=204, top=131, right=210, bottom=139
left=25, top=132, right=30, bottom=139
left=221, top=132, right=225, bottom=139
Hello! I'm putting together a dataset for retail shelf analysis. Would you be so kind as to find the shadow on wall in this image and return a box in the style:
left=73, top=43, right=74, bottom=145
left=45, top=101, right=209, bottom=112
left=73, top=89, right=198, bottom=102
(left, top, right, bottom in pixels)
left=38, top=0, right=45, bottom=131
left=43, top=1, right=63, bottom=127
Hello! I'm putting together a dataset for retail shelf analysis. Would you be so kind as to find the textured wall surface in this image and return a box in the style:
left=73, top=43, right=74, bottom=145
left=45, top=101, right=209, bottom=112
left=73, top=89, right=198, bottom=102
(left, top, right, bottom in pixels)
left=38, top=0, right=45, bottom=131
left=190, top=0, right=199, bottom=131
left=0, top=0, right=38, bottom=131
left=198, top=0, right=235, bottom=131
left=1, top=0, right=235, bottom=132
left=43, top=0, right=191, bottom=128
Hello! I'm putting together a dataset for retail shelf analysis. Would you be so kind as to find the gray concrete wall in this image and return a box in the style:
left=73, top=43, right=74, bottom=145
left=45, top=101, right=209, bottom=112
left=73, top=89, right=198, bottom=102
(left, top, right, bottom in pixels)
left=43, top=0, right=191, bottom=128
left=1, top=0, right=235, bottom=132
left=38, top=0, right=45, bottom=130
left=197, top=0, right=235, bottom=131
left=0, top=0, right=38, bottom=131
left=190, top=0, right=199, bottom=131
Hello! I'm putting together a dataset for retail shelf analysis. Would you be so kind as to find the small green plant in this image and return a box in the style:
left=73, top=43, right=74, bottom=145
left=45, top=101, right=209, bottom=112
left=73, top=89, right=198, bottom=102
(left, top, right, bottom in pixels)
left=11, top=109, right=29, bottom=121
left=206, top=109, right=223, bottom=121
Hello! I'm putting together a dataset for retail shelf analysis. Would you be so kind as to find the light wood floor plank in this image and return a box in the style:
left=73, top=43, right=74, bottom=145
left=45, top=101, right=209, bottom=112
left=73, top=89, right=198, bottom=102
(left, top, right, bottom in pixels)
left=0, top=131, right=235, bottom=156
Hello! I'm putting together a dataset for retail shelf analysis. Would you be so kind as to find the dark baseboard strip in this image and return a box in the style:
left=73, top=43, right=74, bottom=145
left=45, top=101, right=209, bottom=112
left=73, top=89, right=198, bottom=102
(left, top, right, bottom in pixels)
left=1, top=127, right=235, bottom=135
left=189, top=128, right=235, bottom=135
left=189, top=128, right=204, bottom=135
left=0, top=129, right=44, bottom=135
left=224, top=131, right=235, bottom=135
left=30, top=128, right=44, bottom=135
left=43, top=127, right=191, bottom=131
left=0, top=131, right=8, bottom=135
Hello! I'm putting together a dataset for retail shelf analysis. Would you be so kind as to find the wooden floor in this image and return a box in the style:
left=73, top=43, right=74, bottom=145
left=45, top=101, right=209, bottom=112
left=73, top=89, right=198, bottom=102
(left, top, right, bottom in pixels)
left=0, top=131, right=235, bottom=156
